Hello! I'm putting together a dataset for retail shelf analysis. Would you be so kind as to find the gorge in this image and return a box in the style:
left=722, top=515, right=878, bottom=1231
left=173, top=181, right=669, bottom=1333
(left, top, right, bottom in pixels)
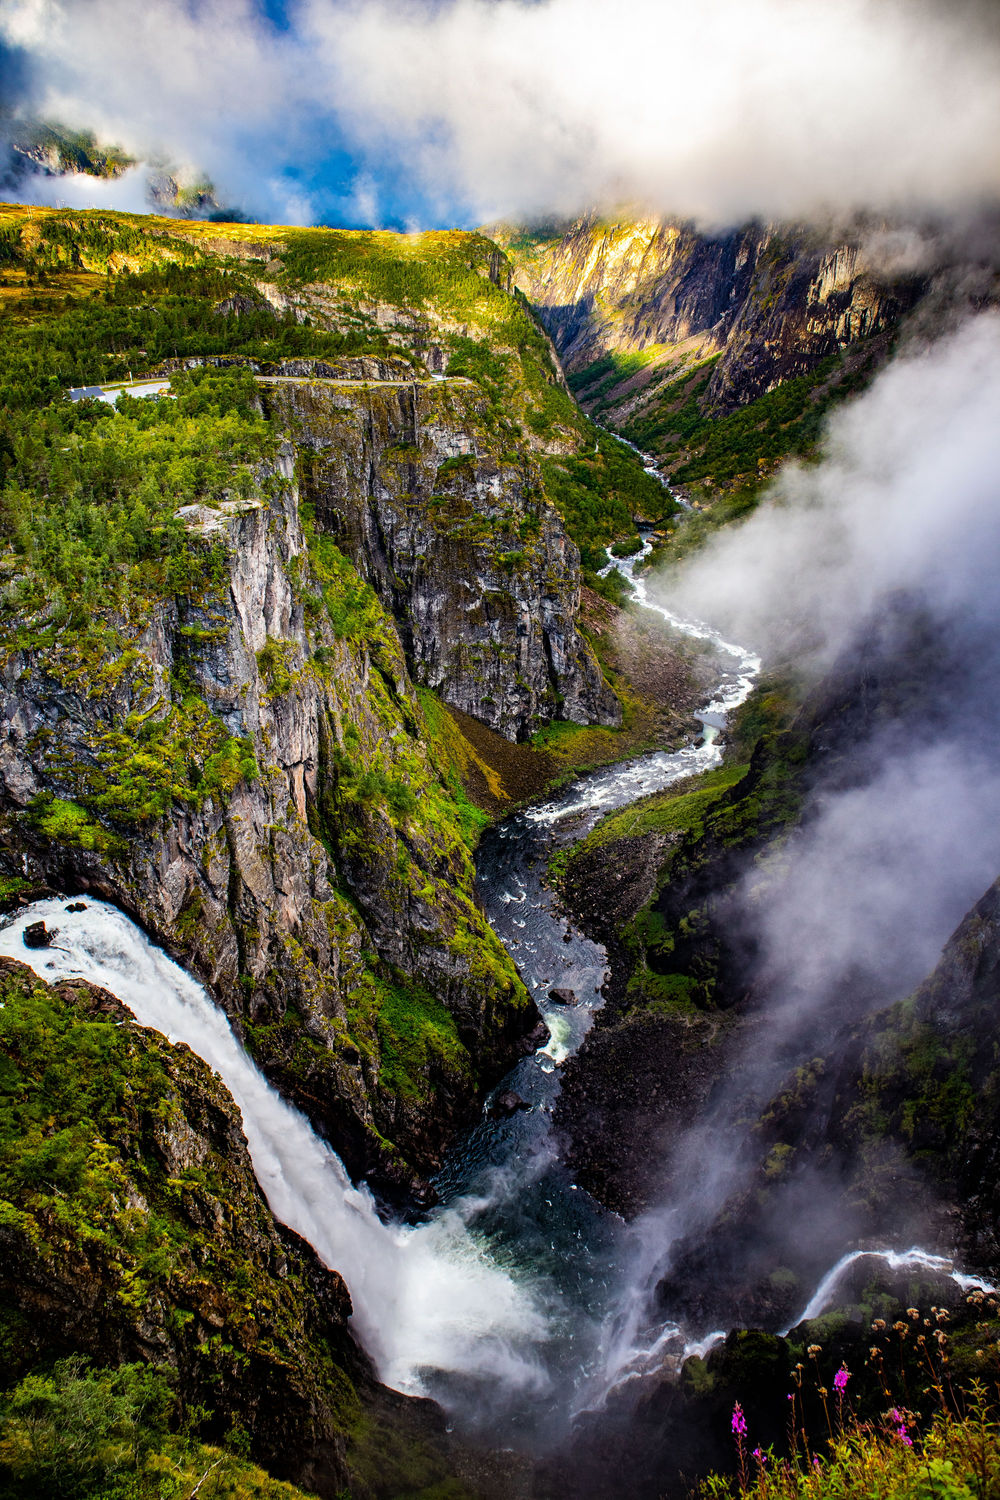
left=0, top=192, right=999, bottom=1500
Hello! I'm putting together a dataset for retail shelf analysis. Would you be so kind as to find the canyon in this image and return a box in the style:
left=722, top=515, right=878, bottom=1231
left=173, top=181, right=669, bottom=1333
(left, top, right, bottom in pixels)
left=0, top=200, right=999, bottom=1498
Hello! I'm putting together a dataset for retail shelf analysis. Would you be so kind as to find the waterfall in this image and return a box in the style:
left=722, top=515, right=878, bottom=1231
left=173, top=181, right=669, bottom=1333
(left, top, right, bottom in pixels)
left=0, top=897, right=548, bottom=1399
left=783, top=1248, right=996, bottom=1331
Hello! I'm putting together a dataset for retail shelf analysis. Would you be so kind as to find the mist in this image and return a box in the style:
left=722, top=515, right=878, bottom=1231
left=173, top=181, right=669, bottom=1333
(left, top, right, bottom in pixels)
left=656, top=315, right=1000, bottom=1061
left=662, top=315, right=1000, bottom=671
left=2, top=0, right=999, bottom=227
left=592, top=312, right=1000, bottom=1367
left=3, top=163, right=155, bottom=214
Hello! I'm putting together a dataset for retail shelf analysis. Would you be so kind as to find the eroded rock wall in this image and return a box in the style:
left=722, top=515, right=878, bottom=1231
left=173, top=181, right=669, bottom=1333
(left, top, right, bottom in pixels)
left=498, top=215, right=923, bottom=413
left=0, top=446, right=539, bottom=1199
left=267, top=375, right=619, bottom=740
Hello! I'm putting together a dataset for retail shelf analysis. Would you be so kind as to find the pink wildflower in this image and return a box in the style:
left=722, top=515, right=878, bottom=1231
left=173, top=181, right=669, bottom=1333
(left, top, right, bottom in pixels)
left=889, top=1408, right=913, bottom=1446
left=732, top=1402, right=748, bottom=1439
left=833, top=1364, right=850, bottom=1393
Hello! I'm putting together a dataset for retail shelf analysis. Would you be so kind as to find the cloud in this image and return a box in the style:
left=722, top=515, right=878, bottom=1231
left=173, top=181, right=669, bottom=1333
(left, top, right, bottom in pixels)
left=660, top=314, right=1000, bottom=669
left=747, top=740, right=1000, bottom=1033
left=7, top=163, right=154, bottom=213
left=1, top=0, right=998, bottom=227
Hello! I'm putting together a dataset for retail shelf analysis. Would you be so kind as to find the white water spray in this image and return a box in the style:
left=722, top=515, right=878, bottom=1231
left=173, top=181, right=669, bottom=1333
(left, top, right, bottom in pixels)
left=0, top=898, right=548, bottom=1397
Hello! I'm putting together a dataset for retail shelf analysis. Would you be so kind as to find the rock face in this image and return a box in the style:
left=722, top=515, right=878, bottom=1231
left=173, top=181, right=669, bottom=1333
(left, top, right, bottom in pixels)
left=495, top=214, right=924, bottom=414
left=266, top=373, right=618, bottom=741
left=0, top=438, right=544, bottom=1201
left=0, top=960, right=456, bottom=1498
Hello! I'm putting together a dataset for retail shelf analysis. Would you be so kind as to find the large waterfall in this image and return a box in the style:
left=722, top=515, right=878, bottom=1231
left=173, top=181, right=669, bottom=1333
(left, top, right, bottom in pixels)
left=0, top=898, right=547, bottom=1400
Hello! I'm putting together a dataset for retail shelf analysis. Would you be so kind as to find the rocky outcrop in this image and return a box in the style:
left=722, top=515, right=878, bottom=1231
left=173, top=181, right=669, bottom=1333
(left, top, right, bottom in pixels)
left=267, top=373, right=619, bottom=740
left=0, top=445, right=540, bottom=1201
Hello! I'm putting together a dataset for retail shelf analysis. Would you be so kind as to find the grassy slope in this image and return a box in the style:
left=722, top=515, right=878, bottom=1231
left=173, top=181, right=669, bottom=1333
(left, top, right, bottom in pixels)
left=0, top=204, right=661, bottom=563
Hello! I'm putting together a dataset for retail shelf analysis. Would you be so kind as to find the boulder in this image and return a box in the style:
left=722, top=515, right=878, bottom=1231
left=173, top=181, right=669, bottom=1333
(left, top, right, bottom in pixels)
left=489, top=1091, right=531, bottom=1119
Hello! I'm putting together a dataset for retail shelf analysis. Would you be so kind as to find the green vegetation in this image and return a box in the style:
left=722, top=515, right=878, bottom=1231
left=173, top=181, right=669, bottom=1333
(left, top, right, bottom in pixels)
left=373, top=979, right=470, bottom=1100
left=300, top=526, right=392, bottom=646
left=25, top=795, right=116, bottom=854
left=0, top=970, right=293, bottom=1358
left=542, top=428, right=676, bottom=573
left=651, top=482, right=767, bottom=565
left=0, top=364, right=273, bottom=599
left=707, top=1410, right=1000, bottom=1500
left=0, top=361, right=268, bottom=832
left=620, top=343, right=882, bottom=549
left=272, top=225, right=585, bottom=454
left=10, top=121, right=136, bottom=180
left=701, top=1293, right=1000, bottom=1500
left=568, top=343, right=673, bottom=415
left=570, top=761, right=751, bottom=861
left=610, top=535, right=644, bottom=558
left=0, top=1357, right=316, bottom=1499
left=0, top=199, right=624, bottom=1192
left=416, top=687, right=499, bottom=837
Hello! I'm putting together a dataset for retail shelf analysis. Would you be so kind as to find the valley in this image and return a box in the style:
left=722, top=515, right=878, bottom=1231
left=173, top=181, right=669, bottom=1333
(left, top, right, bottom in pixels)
left=0, top=196, right=999, bottom=1500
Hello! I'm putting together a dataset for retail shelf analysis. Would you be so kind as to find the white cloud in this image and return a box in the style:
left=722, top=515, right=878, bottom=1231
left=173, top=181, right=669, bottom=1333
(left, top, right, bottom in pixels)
left=5, top=163, right=153, bottom=213
left=657, top=313, right=1000, bottom=669
left=1, top=0, right=998, bottom=227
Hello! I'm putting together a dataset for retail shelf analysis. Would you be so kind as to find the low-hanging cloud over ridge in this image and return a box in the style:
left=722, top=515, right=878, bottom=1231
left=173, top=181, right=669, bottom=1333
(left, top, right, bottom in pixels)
left=2, top=0, right=1000, bottom=227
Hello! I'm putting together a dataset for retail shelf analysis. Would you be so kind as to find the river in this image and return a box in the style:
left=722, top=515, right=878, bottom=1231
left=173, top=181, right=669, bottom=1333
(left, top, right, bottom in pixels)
left=0, top=547, right=986, bottom=1455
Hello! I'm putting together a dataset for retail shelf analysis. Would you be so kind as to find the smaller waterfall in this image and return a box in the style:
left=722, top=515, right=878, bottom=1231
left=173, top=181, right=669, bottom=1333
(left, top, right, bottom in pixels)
left=783, top=1247, right=996, bottom=1332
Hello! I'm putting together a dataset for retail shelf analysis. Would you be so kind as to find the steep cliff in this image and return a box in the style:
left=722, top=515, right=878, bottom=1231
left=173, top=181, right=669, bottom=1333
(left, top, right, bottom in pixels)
left=493, top=215, right=926, bottom=489
left=0, top=958, right=460, bottom=1497
left=0, top=406, right=541, bottom=1201
left=266, top=371, right=618, bottom=740
left=498, top=216, right=920, bottom=396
